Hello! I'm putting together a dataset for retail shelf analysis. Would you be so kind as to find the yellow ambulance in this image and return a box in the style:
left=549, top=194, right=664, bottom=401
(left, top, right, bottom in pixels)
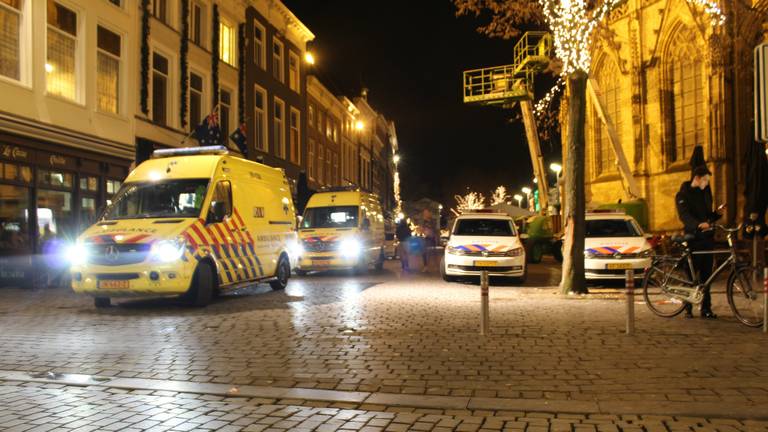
left=296, top=188, right=385, bottom=274
left=69, top=146, right=298, bottom=308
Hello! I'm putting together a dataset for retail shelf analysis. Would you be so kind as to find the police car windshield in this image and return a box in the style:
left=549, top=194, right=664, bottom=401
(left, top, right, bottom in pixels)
left=302, top=206, right=358, bottom=229
left=454, top=219, right=515, bottom=237
left=103, top=179, right=209, bottom=220
left=586, top=219, right=642, bottom=237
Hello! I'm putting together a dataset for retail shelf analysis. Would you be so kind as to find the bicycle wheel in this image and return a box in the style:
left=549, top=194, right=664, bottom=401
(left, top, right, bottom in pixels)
left=727, top=266, right=765, bottom=328
left=642, top=263, right=687, bottom=317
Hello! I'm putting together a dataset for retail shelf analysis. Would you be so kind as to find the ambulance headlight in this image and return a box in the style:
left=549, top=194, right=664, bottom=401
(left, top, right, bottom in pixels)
left=67, top=242, right=90, bottom=266
left=340, top=238, right=362, bottom=258
left=150, top=238, right=186, bottom=262
left=290, top=241, right=304, bottom=257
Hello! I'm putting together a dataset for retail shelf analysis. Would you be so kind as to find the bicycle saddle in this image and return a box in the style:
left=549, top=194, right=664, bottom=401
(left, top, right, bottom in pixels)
left=671, top=234, right=695, bottom=244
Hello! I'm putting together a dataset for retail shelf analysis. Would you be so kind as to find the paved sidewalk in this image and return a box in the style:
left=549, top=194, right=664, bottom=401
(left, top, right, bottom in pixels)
left=0, top=261, right=766, bottom=421
left=2, top=381, right=768, bottom=432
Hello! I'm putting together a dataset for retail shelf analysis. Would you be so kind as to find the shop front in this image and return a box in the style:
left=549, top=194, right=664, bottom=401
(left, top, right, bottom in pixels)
left=0, top=133, right=131, bottom=288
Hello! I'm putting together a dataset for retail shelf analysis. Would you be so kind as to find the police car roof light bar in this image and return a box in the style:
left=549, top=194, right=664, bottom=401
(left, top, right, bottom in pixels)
left=152, top=145, right=229, bottom=158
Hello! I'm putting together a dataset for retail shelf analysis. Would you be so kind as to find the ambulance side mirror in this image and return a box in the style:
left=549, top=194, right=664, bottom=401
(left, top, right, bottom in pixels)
left=208, top=201, right=227, bottom=224
left=361, top=218, right=371, bottom=231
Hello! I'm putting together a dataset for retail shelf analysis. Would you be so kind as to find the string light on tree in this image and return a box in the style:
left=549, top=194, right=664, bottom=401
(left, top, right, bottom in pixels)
left=535, top=78, right=564, bottom=118
left=451, top=192, right=486, bottom=216
left=538, top=0, right=723, bottom=76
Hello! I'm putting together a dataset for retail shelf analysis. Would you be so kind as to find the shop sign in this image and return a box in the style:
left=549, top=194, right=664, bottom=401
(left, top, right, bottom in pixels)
left=1, top=145, right=30, bottom=162
left=49, top=155, right=67, bottom=166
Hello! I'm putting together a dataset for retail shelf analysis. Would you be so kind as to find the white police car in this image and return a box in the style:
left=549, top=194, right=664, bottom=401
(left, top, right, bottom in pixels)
left=441, top=211, right=526, bottom=282
left=584, top=211, right=653, bottom=280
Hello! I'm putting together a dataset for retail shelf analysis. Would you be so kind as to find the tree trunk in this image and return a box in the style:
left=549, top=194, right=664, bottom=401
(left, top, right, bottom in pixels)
left=560, top=70, right=588, bottom=295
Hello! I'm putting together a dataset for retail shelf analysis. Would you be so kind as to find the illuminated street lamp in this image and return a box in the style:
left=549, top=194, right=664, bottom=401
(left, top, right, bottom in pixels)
left=550, top=163, right=562, bottom=176
left=355, top=120, right=364, bottom=131
left=513, top=194, right=523, bottom=208
left=393, top=154, right=400, bottom=165
left=304, top=52, right=315, bottom=65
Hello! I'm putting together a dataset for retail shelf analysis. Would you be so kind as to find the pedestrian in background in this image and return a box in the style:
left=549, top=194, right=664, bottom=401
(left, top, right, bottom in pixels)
left=420, top=209, right=436, bottom=273
left=396, top=219, right=412, bottom=271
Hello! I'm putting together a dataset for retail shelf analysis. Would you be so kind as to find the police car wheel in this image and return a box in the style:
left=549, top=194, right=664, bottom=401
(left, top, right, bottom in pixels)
left=186, top=262, right=214, bottom=307
left=512, top=270, right=527, bottom=285
left=270, top=257, right=290, bottom=290
left=94, top=297, right=111, bottom=308
left=440, top=257, right=455, bottom=282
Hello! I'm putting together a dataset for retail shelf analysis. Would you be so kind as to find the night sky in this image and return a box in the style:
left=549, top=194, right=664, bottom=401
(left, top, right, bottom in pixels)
left=283, top=0, right=561, bottom=208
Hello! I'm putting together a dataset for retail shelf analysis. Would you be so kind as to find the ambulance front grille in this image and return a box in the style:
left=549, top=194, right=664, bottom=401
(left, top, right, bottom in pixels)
left=302, top=241, right=339, bottom=253
left=89, top=243, right=152, bottom=266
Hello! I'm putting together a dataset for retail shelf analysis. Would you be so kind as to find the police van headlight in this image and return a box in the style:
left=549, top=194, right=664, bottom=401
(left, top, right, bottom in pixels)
left=446, top=246, right=462, bottom=255
left=505, top=247, right=524, bottom=257
left=584, top=251, right=596, bottom=259
left=68, top=242, right=90, bottom=266
left=340, top=238, right=362, bottom=258
left=150, top=238, right=186, bottom=263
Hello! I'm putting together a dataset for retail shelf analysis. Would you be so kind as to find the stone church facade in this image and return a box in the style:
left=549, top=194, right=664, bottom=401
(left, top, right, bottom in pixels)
left=583, top=0, right=768, bottom=232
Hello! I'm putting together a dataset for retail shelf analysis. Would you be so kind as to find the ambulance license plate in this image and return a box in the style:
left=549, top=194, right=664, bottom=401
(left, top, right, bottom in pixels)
left=606, top=262, right=633, bottom=270
left=475, top=261, right=498, bottom=267
left=98, top=280, right=129, bottom=290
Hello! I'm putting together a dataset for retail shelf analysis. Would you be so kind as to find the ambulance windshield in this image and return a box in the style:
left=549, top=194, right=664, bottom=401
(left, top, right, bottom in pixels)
left=102, top=179, right=209, bottom=220
left=301, top=206, right=359, bottom=229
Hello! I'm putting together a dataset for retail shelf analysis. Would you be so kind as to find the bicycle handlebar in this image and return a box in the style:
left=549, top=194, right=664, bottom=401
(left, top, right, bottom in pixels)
left=713, top=224, right=742, bottom=234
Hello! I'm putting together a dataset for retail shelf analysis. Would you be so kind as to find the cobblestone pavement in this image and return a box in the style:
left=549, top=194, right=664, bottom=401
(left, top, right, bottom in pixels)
left=2, top=381, right=768, bottom=432
left=0, top=259, right=767, bottom=420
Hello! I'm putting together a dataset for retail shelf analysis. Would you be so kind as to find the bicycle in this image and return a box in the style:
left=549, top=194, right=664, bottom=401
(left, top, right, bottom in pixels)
left=641, top=224, right=766, bottom=328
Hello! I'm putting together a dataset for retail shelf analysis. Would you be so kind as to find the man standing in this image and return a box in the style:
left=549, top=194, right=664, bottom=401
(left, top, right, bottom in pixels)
left=675, top=165, right=722, bottom=319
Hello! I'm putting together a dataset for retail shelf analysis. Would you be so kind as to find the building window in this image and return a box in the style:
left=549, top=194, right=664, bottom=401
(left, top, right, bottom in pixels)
left=333, top=152, right=339, bottom=186
left=308, top=104, right=314, bottom=129
left=332, top=124, right=338, bottom=143
left=152, top=52, right=169, bottom=125
left=274, top=97, right=285, bottom=158
left=190, top=1, right=203, bottom=46
left=288, top=51, right=299, bottom=93
left=593, top=58, right=620, bottom=175
left=0, top=0, right=22, bottom=81
left=290, top=108, right=300, bottom=164
left=308, top=138, right=316, bottom=180
left=325, top=117, right=332, bottom=139
left=326, top=148, right=332, bottom=186
left=96, top=26, right=120, bottom=114
left=46, top=0, right=78, bottom=101
left=667, top=28, right=705, bottom=163
left=253, top=22, right=265, bottom=69
left=317, top=143, right=324, bottom=184
left=219, top=19, right=235, bottom=66
left=272, top=39, right=283, bottom=82
left=254, top=85, right=267, bottom=151
left=189, top=72, right=203, bottom=126
left=152, top=0, right=167, bottom=24
left=220, top=89, right=231, bottom=140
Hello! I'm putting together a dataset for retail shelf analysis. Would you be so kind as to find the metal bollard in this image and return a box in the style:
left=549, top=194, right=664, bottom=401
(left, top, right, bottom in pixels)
left=480, top=270, right=490, bottom=335
left=763, top=268, right=767, bottom=334
left=625, top=269, right=635, bottom=335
